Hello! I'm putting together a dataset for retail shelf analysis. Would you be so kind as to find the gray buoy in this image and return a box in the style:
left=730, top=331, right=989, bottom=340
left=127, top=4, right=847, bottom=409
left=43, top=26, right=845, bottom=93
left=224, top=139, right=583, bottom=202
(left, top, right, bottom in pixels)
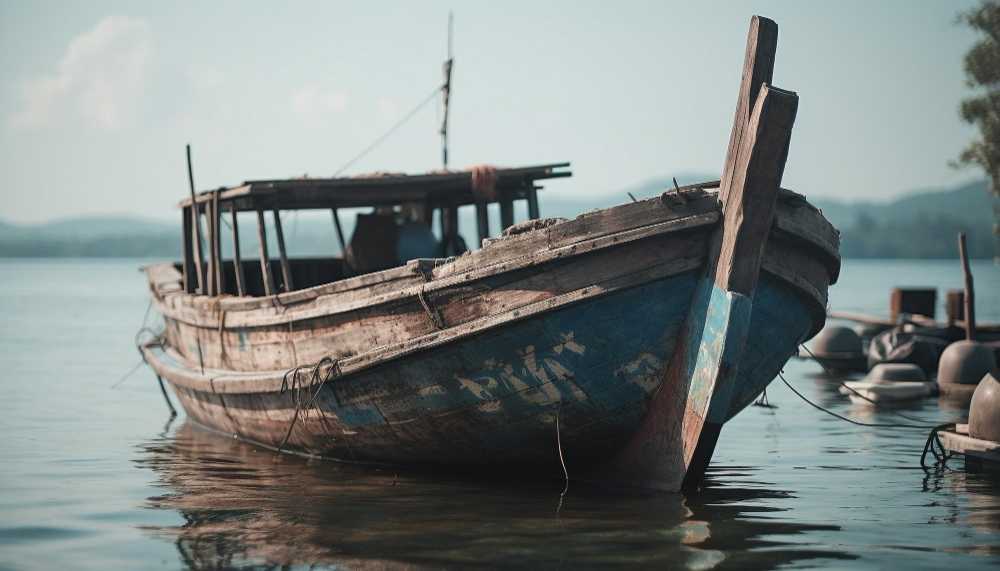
left=813, top=326, right=863, bottom=356
left=937, top=340, right=999, bottom=386
left=809, top=326, right=867, bottom=371
left=969, top=372, right=1000, bottom=442
left=867, top=363, right=928, bottom=382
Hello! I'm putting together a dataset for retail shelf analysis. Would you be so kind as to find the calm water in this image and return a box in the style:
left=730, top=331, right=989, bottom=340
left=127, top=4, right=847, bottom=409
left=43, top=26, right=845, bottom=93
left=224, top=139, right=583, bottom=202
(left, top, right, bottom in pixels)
left=1, top=258, right=999, bottom=570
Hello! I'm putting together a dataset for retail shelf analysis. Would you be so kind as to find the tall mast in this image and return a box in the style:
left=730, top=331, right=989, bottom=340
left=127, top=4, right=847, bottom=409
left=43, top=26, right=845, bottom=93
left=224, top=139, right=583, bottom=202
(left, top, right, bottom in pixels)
left=440, top=13, right=454, bottom=169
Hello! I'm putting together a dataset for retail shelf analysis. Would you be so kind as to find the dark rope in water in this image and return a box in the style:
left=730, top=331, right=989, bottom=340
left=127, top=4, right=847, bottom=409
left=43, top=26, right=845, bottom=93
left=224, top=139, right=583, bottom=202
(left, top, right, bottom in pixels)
left=919, top=423, right=957, bottom=470
left=778, top=371, right=928, bottom=429
left=799, top=344, right=937, bottom=426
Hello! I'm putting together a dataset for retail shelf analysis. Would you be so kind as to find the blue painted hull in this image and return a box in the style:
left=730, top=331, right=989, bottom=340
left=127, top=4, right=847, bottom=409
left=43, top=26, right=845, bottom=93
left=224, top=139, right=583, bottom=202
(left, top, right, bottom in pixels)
left=169, top=268, right=815, bottom=479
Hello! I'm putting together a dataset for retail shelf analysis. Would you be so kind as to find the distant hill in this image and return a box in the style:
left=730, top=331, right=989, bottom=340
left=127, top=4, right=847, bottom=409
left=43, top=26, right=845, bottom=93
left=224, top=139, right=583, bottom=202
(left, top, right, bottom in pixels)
left=0, top=216, right=178, bottom=258
left=810, top=179, right=998, bottom=259
left=1, top=177, right=996, bottom=258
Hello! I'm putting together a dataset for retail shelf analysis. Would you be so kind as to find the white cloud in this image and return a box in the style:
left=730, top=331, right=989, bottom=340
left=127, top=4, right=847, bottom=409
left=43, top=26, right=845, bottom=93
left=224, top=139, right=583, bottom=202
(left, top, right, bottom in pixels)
left=291, top=87, right=349, bottom=128
left=8, top=15, right=151, bottom=130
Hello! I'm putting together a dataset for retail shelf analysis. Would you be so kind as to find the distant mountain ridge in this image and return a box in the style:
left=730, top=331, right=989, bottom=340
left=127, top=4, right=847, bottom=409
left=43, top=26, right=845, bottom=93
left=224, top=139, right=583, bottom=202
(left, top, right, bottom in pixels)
left=1, top=177, right=996, bottom=259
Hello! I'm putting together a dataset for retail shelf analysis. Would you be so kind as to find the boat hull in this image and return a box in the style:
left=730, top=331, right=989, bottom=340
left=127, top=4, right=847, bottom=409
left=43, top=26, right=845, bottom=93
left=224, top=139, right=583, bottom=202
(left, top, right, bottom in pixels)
left=147, top=270, right=814, bottom=479
left=143, top=186, right=839, bottom=491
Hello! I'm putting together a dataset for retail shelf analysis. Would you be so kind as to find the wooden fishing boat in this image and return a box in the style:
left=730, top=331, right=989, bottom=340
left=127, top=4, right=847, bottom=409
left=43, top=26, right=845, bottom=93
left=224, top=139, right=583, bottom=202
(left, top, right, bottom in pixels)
left=140, top=16, right=841, bottom=492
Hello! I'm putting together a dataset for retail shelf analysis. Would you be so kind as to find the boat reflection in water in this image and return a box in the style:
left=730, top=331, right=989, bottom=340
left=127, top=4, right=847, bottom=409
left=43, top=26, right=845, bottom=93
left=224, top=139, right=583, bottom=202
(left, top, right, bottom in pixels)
left=137, top=422, right=851, bottom=569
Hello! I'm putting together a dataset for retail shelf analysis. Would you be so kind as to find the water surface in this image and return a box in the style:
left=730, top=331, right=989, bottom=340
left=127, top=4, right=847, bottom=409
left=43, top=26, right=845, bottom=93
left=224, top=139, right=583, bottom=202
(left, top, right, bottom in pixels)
left=1, top=258, right=998, bottom=569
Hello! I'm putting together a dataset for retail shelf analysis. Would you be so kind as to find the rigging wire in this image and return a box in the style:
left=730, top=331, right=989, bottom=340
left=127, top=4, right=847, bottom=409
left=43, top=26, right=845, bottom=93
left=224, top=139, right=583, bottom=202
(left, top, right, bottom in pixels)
left=333, top=84, right=445, bottom=177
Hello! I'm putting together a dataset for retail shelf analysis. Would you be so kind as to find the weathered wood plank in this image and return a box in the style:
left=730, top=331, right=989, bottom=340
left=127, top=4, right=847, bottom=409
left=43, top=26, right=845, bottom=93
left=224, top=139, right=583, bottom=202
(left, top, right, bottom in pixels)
left=204, top=198, right=217, bottom=297
left=230, top=203, right=246, bottom=297
left=719, top=15, right=778, bottom=208
left=476, top=202, right=490, bottom=245
left=273, top=208, right=294, bottom=292
left=331, top=209, right=347, bottom=257
left=186, top=145, right=205, bottom=294
left=213, top=190, right=226, bottom=296
left=256, top=209, right=275, bottom=296
left=714, top=84, right=798, bottom=297
left=499, top=193, right=514, bottom=230
left=182, top=206, right=193, bottom=294
left=959, top=231, right=976, bottom=340
left=527, top=187, right=540, bottom=220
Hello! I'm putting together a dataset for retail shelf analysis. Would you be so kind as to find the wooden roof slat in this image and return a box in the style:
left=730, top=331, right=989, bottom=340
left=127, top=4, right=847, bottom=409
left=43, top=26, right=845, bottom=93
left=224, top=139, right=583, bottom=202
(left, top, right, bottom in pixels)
left=178, top=163, right=571, bottom=209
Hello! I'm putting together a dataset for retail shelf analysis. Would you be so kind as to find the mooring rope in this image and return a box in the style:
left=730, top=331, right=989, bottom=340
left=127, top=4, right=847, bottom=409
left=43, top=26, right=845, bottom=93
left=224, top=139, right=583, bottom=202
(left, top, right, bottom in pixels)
left=799, top=344, right=937, bottom=426
left=919, top=423, right=957, bottom=470
left=112, top=302, right=164, bottom=389
left=777, top=371, right=928, bottom=429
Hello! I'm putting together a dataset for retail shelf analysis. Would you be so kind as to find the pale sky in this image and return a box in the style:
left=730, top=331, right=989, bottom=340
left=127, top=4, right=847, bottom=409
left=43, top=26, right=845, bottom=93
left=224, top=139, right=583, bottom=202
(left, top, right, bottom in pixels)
left=0, top=0, right=986, bottom=224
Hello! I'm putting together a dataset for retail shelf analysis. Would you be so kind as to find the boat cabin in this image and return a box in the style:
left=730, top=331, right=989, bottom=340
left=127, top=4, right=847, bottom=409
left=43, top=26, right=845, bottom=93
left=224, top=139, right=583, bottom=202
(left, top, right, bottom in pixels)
left=178, top=163, right=571, bottom=297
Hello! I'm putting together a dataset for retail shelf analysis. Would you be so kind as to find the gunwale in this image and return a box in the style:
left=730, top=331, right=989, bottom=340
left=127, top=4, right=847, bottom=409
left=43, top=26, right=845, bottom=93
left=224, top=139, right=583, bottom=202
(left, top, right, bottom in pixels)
left=148, top=183, right=838, bottom=329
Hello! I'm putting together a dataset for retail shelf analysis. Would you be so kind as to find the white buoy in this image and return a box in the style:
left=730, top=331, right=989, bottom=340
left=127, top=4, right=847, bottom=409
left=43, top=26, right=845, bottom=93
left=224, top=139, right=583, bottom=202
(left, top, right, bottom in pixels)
left=840, top=363, right=935, bottom=405
left=969, top=372, right=1000, bottom=443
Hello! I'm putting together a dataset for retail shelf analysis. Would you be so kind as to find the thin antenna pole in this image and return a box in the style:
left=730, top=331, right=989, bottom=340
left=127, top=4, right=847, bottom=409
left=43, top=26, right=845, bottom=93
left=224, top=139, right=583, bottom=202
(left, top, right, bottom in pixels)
left=440, top=12, right=454, bottom=169
left=186, top=144, right=205, bottom=294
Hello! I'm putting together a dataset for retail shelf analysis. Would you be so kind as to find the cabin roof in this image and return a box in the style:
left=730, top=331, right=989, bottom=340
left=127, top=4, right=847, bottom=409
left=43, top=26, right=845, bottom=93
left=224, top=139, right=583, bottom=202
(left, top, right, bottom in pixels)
left=179, top=162, right=571, bottom=211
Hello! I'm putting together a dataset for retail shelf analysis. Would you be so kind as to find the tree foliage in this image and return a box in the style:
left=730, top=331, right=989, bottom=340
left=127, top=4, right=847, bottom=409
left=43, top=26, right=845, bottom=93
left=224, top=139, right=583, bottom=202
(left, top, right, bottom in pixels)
left=957, top=2, right=1000, bottom=239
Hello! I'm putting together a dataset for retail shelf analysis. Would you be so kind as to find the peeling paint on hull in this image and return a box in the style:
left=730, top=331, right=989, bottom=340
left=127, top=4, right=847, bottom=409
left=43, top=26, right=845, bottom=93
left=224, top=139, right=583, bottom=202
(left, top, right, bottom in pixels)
left=150, top=271, right=815, bottom=489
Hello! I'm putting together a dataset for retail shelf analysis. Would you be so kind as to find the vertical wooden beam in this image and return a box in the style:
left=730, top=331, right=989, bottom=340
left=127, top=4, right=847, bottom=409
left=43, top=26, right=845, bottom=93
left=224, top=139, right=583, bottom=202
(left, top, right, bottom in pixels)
left=256, top=209, right=275, bottom=297
left=438, top=204, right=461, bottom=255
left=476, top=202, right=490, bottom=245
left=447, top=204, right=459, bottom=242
left=182, top=206, right=193, bottom=293
left=958, top=232, right=976, bottom=340
left=598, top=22, right=797, bottom=493
left=186, top=145, right=205, bottom=294
left=273, top=208, right=294, bottom=292
left=713, top=84, right=797, bottom=296
left=499, top=192, right=514, bottom=231
left=331, top=208, right=347, bottom=257
left=204, top=199, right=216, bottom=296
left=212, top=190, right=225, bottom=296
left=230, top=203, right=246, bottom=297
left=719, top=16, right=778, bottom=207
left=527, top=187, right=540, bottom=220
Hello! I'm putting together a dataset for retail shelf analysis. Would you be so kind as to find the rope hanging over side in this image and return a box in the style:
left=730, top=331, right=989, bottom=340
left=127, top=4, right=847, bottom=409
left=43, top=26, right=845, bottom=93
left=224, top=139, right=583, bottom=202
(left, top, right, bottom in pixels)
left=555, top=401, right=569, bottom=515
left=275, top=357, right=342, bottom=455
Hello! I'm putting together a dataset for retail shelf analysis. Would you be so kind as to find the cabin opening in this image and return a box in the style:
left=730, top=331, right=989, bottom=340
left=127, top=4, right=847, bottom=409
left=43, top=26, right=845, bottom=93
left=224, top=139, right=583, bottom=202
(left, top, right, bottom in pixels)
left=177, top=163, right=571, bottom=297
